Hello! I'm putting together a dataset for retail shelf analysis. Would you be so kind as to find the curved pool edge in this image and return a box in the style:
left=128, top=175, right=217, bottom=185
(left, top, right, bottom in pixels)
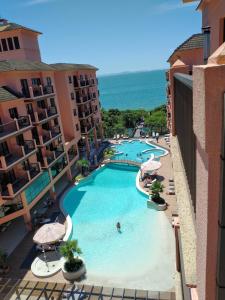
left=59, top=185, right=74, bottom=241
left=60, top=164, right=107, bottom=242
left=136, top=170, right=149, bottom=197
left=145, top=140, right=169, bottom=157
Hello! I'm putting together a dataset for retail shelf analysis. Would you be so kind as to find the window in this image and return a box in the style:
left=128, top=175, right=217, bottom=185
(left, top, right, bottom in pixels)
left=71, top=92, right=74, bottom=100
left=31, top=78, right=41, bottom=86
left=68, top=76, right=72, bottom=84
left=0, top=142, right=9, bottom=156
left=7, top=37, right=14, bottom=50
left=73, top=109, right=77, bottom=116
left=203, top=26, right=211, bottom=64
left=46, top=77, right=52, bottom=86
left=37, top=100, right=46, bottom=109
left=20, top=79, right=30, bottom=98
left=16, top=134, right=24, bottom=146
left=1, top=38, right=8, bottom=51
left=50, top=98, right=55, bottom=107
left=9, top=107, right=18, bottom=119
left=76, top=124, right=79, bottom=131
left=13, top=36, right=20, bottom=49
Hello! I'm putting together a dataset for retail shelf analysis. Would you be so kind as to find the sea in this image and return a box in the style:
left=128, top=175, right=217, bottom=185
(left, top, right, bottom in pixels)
left=98, top=69, right=166, bottom=111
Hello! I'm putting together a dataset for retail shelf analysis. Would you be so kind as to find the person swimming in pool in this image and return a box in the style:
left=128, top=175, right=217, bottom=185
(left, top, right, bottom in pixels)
left=116, top=222, right=121, bottom=232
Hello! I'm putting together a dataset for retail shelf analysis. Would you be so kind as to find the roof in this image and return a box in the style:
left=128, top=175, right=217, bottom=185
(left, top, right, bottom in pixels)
left=0, top=87, right=19, bottom=102
left=0, top=60, right=55, bottom=72
left=167, top=33, right=204, bottom=62
left=0, top=22, right=41, bottom=34
left=50, top=63, right=98, bottom=71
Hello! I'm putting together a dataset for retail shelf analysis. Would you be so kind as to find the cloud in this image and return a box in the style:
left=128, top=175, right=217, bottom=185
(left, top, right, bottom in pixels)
left=24, top=0, right=57, bottom=6
left=154, top=1, right=198, bottom=14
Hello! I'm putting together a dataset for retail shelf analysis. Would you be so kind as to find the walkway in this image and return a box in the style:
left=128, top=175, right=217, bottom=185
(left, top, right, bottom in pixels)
left=0, top=278, right=176, bottom=300
left=104, top=159, right=141, bottom=167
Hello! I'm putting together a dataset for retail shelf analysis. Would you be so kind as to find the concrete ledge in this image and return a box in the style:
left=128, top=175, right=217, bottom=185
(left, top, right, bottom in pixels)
left=171, top=135, right=196, bottom=286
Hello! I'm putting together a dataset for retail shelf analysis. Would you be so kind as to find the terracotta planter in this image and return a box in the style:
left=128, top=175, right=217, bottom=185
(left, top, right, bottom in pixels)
left=61, top=258, right=86, bottom=282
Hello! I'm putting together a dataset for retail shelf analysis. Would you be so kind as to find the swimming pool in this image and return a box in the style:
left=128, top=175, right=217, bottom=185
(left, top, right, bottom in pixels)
left=63, top=164, right=175, bottom=290
left=112, top=140, right=167, bottom=162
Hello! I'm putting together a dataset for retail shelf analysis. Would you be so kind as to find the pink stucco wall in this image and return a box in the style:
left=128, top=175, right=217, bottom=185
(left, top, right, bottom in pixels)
left=193, top=63, right=225, bottom=300
left=169, top=48, right=204, bottom=67
left=0, top=30, right=41, bottom=61
left=202, top=0, right=225, bottom=55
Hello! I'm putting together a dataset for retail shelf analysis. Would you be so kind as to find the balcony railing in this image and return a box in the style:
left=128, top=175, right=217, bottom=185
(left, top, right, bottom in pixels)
left=22, top=85, right=54, bottom=99
left=23, top=140, right=36, bottom=155
left=81, top=124, right=93, bottom=134
left=0, top=116, right=32, bottom=141
left=0, top=140, right=36, bottom=170
left=43, top=85, right=54, bottom=95
left=78, top=110, right=93, bottom=119
left=1, top=175, right=29, bottom=198
left=43, top=146, right=64, bottom=168
left=68, top=148, right=78, bottom=161
left=38, top=127, right=61, bottom=146
left=33, top=106, right=58, bottom=123
left=23, top=162, right=41, bottom=180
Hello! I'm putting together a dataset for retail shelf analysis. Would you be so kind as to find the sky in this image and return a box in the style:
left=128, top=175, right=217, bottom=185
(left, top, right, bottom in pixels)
left=1, top=0, right=201, bottom=75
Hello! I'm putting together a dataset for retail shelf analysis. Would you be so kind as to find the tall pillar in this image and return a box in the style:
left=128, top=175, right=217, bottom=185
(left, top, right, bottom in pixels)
left=21, top=192, right=32, bottom=231
left=93, top=127, right=99, bottom=149
left=49, top=186, right=57, bottom=201
left=85, top=135, right=90, bottom=157
left=99, top=123, right=104, bottom=140
left=66, top=167, right=73, bottom=182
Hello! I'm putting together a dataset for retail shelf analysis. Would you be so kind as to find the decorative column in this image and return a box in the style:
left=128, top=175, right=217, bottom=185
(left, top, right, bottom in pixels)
left=99, top=123, right=104, bottom=140
left=93, top=127, right=99, bottom=149
left=21, top=192, right=32, bottom=231
left=85, top=135, right=90, bottom=157
left=66, top=167, right=73, bottom=182
left=49, top=186, right=57, bottom=201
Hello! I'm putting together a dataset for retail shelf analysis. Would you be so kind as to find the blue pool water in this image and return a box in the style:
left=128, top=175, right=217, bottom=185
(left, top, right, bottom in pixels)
left=63, top=164, right=175, bottom=290
left=112, top=140, right=166, bottom=162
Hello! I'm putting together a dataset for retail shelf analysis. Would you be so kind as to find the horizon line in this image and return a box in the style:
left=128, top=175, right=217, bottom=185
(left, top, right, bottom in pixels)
left=98, top=68, right=167, bottom=77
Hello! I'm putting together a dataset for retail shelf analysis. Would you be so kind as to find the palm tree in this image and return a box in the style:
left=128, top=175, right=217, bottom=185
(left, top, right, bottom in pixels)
left=150, top=180, right=164, bottom=202
left=76, top=159, right=89, bottom=175
left=60, top=240, right=83, bottom=272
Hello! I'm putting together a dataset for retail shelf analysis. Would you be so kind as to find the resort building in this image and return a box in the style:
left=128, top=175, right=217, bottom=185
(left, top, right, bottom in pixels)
left=0, top=20, right=103, bottom=230
left=167, top=0, right=225, bottom=299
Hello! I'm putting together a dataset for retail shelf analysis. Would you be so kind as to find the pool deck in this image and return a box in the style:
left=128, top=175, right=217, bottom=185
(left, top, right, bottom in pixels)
left=1, top=137, right=178, bottom=296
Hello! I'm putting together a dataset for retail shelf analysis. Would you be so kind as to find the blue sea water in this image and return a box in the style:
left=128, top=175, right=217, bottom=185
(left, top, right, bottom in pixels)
left=98, top=70, right=166, bottom=110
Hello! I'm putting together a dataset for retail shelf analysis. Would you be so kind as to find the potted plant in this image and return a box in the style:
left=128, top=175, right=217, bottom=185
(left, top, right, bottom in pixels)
left=0, top=249, right=9, bottom=274
left=60, top=240, right=86, bottom=281
left=149, top=180, right=167, bottom=210
left=76, top=159, right=89, bottom=176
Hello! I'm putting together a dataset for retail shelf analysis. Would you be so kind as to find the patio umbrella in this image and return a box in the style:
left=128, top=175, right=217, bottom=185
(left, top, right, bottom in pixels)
left=33, top=222, right=65, bottom=272
left=141, top=160, right=162, bottom=173
left=33, top=222, right=65, bottom=245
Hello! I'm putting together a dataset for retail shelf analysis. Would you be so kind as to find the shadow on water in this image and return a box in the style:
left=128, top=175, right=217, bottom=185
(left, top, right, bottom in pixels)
left=64, top=189, right=86, bottom=216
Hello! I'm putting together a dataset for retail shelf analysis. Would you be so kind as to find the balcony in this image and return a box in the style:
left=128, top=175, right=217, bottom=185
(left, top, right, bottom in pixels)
left=38, top=127, right=61, bottom=146
left=24, top=162, right=42, bottom=180
left=0, top=163, right=42, bottom=198
left=0, top=140, right=36, bottom=170
left=78, top=110, right=93, bottom=119
left=81, top=124, right=94, bottom=134
left=76, top=95, right=91, bottom=105
left=1, top=176, right=29, bottom=198
left=68, top=147, right=78, bottom=162
left=0, top=116, right=32, bottom=141
left=32, top=106, right=58, bottom=124
left=23, top=85, right=55, bottom=100
left=42, top=146, right=65, bottom=168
